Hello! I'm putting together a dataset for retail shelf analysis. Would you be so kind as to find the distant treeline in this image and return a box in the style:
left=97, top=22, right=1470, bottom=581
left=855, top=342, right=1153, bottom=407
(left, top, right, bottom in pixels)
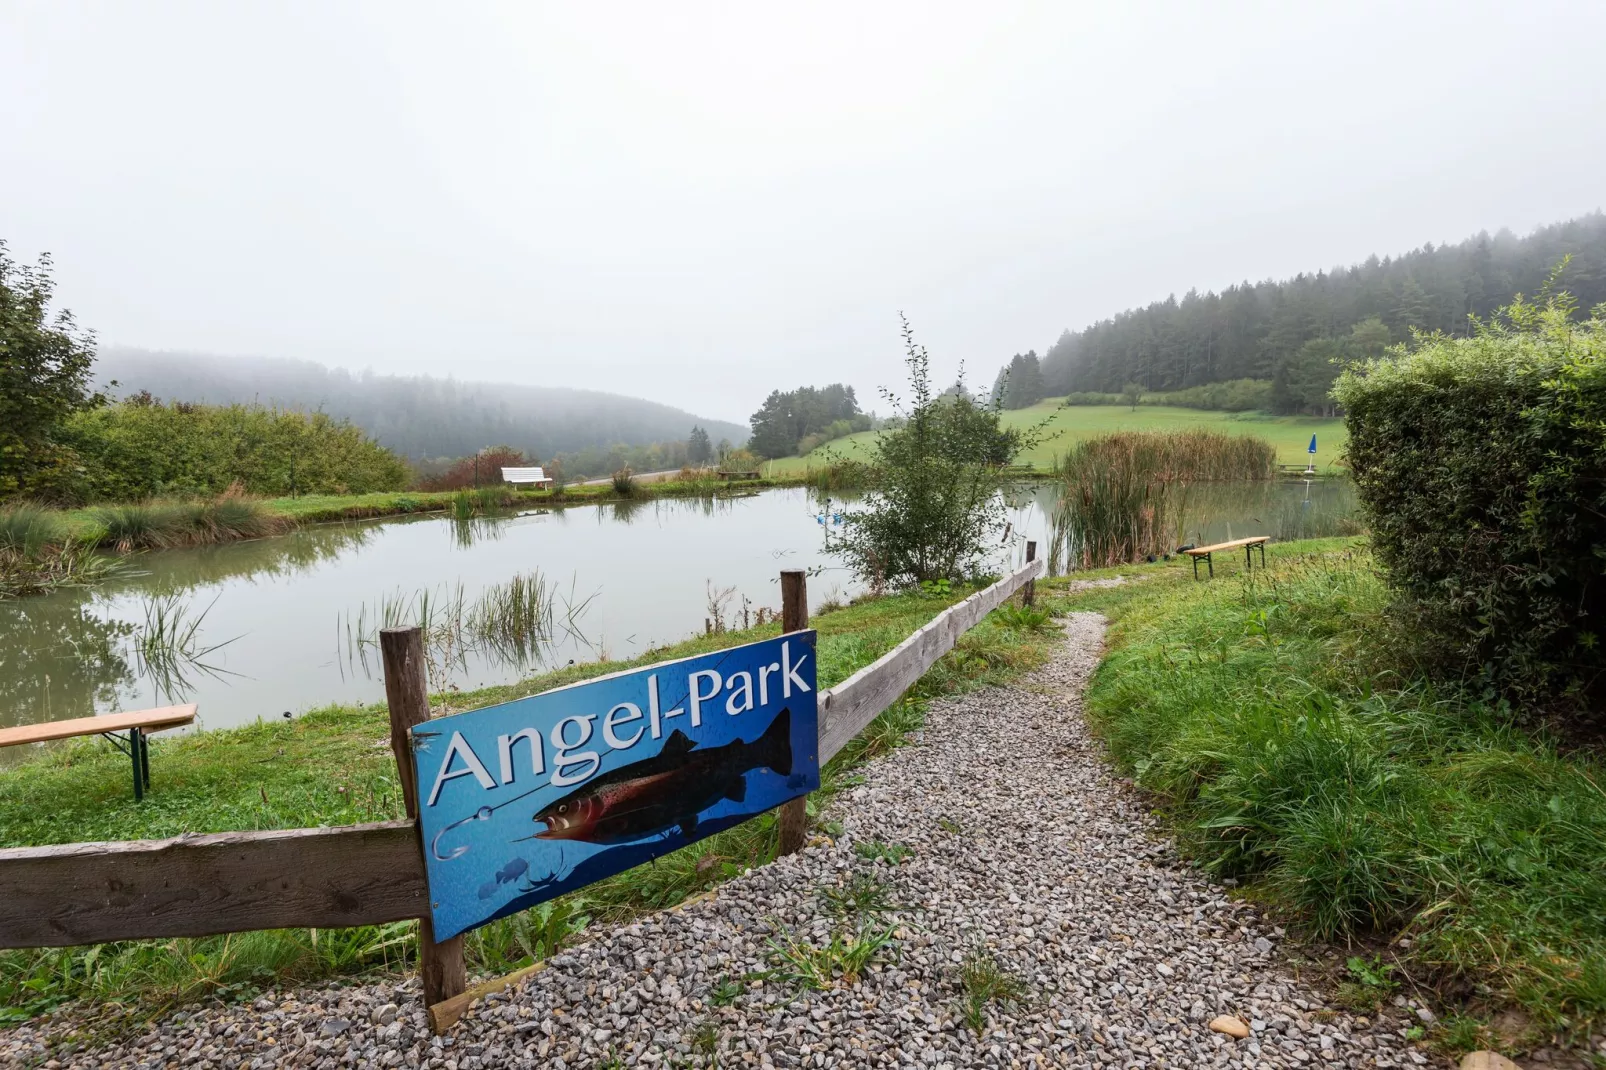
left=93, top=350, right=749, bottom=460
left=748, top=383, right=872, bottom=459
left=1000, top=214, right=1606, bottom=415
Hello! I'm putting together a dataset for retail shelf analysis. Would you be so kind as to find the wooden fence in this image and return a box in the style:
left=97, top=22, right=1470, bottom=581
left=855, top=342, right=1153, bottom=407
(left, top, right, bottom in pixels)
left=0, top=552, right=1043, bottom=1019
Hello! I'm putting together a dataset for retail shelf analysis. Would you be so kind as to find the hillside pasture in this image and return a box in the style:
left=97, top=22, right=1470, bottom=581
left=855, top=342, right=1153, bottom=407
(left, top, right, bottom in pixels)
left=763, top=402, right=1348, bottom=475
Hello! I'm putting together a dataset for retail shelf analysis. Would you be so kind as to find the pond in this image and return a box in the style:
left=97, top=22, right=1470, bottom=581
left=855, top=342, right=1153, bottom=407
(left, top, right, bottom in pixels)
left=0, top=480, right=1356, bottom=739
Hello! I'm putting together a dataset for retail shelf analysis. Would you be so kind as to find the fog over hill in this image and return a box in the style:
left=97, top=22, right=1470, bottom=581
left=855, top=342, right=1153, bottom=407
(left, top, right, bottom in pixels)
left=94, top=349, right=749, bottom=461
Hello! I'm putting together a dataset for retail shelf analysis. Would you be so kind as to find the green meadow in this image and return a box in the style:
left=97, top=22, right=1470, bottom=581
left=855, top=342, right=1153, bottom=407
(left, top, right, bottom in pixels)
left=763, top=401, right=1347, bottom=476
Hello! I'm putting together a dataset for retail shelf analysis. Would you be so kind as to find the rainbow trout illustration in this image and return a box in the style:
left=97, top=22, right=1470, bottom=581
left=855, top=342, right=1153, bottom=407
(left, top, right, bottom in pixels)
left=534, top=708, right=794, bottom=843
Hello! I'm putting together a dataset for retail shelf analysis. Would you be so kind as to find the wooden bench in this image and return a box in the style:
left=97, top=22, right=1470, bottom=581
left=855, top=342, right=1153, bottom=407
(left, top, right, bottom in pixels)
left=0, top=705, right=197, bottom=801
left=1181, top=536, right=1269, bottom=579
left=500, top=466, right=553, bottom=489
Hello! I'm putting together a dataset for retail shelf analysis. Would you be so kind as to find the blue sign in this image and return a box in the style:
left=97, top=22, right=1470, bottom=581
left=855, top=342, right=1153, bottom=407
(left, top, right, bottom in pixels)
left=1308, top=434, right=1318, bottom=455
left=412, top=632, right=820, bottom=940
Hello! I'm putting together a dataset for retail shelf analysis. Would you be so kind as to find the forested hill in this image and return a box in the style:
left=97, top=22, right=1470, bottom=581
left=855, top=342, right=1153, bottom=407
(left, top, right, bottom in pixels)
left=93, top=350, right=748, bottom=460
left=1032, top=213, right=1606, bottom=412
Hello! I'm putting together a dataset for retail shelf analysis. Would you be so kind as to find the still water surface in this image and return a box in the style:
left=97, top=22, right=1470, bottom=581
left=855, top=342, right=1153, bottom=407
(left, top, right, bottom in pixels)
left=0, top=481, right=1354, bottom=737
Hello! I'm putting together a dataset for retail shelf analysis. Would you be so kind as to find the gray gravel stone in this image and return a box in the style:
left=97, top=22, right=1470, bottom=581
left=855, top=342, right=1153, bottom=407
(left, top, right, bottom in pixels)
left=0, top=614, right=1487, bottom=1068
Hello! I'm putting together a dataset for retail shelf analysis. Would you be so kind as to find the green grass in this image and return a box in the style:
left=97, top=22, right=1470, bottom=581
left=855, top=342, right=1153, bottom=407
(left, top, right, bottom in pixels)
left=0, top=577, right=1064, bottom=1026
left=764, top=401, right=1347, bottom=476
left=1055, top=539, right=1606, bottom=1048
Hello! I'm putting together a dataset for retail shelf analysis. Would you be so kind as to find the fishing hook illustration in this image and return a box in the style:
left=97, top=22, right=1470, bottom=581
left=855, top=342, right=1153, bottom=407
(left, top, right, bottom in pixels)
left=431, top=805, right=494, bottom=861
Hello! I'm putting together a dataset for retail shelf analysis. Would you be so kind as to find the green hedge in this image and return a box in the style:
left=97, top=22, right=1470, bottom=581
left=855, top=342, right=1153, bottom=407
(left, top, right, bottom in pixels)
left=1333, top=292, right=1606, bottom=706
left=59, top=397, right=411, bottom=502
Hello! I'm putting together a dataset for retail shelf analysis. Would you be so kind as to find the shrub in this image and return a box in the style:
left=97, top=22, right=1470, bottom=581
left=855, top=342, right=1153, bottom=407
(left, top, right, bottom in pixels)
left=417, top=445, right=532, bottom=492
left=61, top=397, right=410, bottom=502
left=1333, top=283, right=1606, bottom=708
left=827, top=318, right=1019, bottom=588
left=611, top=468, right=636, bottom=496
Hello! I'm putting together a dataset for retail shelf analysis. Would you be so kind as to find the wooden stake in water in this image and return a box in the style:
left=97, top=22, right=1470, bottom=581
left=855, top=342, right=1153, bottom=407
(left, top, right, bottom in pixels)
left=380, top=626, right=467, bottom=1018
left=777, top=569, right=809, bottom=856
left=1024, top=541, right=1037, bottom=607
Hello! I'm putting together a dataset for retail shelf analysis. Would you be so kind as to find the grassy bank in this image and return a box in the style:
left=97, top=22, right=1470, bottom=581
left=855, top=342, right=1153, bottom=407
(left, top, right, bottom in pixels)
left=1059, top=540, right=1606, bottom=1054
left=0, top=577, right=1064, bottom=1027
left=53, top=475, right=790, bottom=536
left=765, top=402, right=1346, bottom=476
left=0, top=476, right=798, bottom=597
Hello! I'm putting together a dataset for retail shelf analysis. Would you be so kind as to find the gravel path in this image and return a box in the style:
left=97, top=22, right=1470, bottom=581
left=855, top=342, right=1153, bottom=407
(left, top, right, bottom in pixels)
left=4, top=614, right=1425, bottom=1069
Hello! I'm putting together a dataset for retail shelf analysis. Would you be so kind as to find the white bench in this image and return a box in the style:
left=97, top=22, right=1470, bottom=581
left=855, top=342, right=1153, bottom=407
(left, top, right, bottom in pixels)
left=500, top=466, right=553, bottom=489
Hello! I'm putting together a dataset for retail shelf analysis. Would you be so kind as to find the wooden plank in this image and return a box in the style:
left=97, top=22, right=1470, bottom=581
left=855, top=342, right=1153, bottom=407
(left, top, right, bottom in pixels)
left=1182, top=536, right=1269, bottom=556
left=430, top=962, right=548, bottom=1033
left=816, top=559, right=1044, bottom=763
left=0, top=705, right=197, bottom=748
left=0, top=820, right=425, bottom=948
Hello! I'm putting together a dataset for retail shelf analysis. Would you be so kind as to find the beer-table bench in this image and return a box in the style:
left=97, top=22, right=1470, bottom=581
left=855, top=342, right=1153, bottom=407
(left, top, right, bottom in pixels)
left=1182, top=536, right=1269, bottom=579
left=0, top=704, right=197, bottom=801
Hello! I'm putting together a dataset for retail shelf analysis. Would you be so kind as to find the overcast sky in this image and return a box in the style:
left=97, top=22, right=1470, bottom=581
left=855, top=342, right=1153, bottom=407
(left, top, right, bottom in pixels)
left=4, top=2, right=1604, bottom=422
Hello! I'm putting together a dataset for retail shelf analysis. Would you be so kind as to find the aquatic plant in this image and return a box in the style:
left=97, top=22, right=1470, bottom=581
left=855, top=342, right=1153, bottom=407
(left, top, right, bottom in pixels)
left=611, top=468, right=636, bottom=496
left=0, top=540, right=127, bottom=599
left=468, top=571, right=555, bottom=662
left=1053, top=429, right=1278, bottom=567
left=134, top=592, right=241, bottom=700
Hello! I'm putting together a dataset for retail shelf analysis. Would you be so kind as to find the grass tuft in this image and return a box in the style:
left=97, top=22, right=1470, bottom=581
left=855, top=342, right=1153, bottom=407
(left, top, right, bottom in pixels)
left=957, top=947, right=1030, bottom=1034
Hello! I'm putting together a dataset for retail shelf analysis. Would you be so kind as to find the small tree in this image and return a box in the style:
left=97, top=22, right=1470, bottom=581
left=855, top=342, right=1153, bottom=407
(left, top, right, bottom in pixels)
left=686, top=425, right=713, bottom=464
left=1121, top=381, right=1144, bottom=411
left=827, top=317, right=1020, bottom=588
left=0, top=244, right=102, bottom=499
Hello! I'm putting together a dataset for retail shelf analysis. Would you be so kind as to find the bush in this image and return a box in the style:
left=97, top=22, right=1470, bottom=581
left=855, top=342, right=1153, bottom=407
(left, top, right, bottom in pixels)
left=611, top=468, right=636, bottom=496
left=1333, top=284, right=1606, bottom=708
left=61, top=396, right=410, bottom=502
left=827, top=318, right=1019, bottom=588
left=416, top=445, right=532, bottom=492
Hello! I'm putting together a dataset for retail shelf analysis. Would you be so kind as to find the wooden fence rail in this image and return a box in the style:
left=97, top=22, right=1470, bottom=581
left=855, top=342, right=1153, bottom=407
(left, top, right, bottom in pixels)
left=0, top=558, right=1045, bottom=952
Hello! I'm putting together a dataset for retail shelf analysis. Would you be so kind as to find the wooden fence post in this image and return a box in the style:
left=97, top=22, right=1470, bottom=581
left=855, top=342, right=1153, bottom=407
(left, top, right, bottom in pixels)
left=1024, top=541, right=1037, bottom=607
left=777, top=570, right=809, bottom=856
left=380, top=627, right=467, bottom=1017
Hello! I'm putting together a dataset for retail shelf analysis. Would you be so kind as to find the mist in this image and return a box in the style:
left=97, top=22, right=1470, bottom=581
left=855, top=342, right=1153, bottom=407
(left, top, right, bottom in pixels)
left=3, top=1, right=1603, bottom=421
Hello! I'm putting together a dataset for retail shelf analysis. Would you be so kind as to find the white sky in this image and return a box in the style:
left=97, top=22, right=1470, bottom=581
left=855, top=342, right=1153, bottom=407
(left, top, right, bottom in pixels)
left=4, top=1, right=1603, bottom=422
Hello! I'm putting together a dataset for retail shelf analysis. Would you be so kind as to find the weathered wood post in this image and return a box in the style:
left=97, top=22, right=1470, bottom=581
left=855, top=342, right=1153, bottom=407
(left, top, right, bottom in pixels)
left=380, top=627, right=467, bottom=1016
left=1024, top=541, right=1037, bottom=607
left=777, top=569, right=809, bottom=856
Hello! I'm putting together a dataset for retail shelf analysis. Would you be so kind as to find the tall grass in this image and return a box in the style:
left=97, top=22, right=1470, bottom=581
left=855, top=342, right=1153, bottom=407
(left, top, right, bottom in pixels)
left=0, top=505, right=126, bottom=598
left=1079, top=546, right=1606, bottom=1042
left=611, top=467, right=637, bottom=496
left=0, top=505, right=67, bottom=557
left=90, top=496, right=288, bottom=552
left=1053, top=430, right=1277, bottom=567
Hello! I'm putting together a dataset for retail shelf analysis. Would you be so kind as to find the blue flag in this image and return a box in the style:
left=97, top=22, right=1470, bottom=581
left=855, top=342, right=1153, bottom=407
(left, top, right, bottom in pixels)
left=1308, top=434, right=1317, bottom=454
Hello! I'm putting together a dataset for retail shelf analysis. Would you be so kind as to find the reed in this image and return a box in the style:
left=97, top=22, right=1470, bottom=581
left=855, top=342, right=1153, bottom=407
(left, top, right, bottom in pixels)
left=1054, top=430, right=1277, bottom=568
left=0, top=505, right=68, bottom=557
left=135, top=592, right=240, bottom=701
left=91, top=497, right=287, bottom=552
left=611, top=467, right=637, bottom=497
left=468, top=571, right=556, bottom=662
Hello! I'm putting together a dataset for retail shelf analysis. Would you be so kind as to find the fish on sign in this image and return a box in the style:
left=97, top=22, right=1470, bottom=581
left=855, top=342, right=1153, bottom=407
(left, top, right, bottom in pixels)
left=412, top=632, right=820, bottom=940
